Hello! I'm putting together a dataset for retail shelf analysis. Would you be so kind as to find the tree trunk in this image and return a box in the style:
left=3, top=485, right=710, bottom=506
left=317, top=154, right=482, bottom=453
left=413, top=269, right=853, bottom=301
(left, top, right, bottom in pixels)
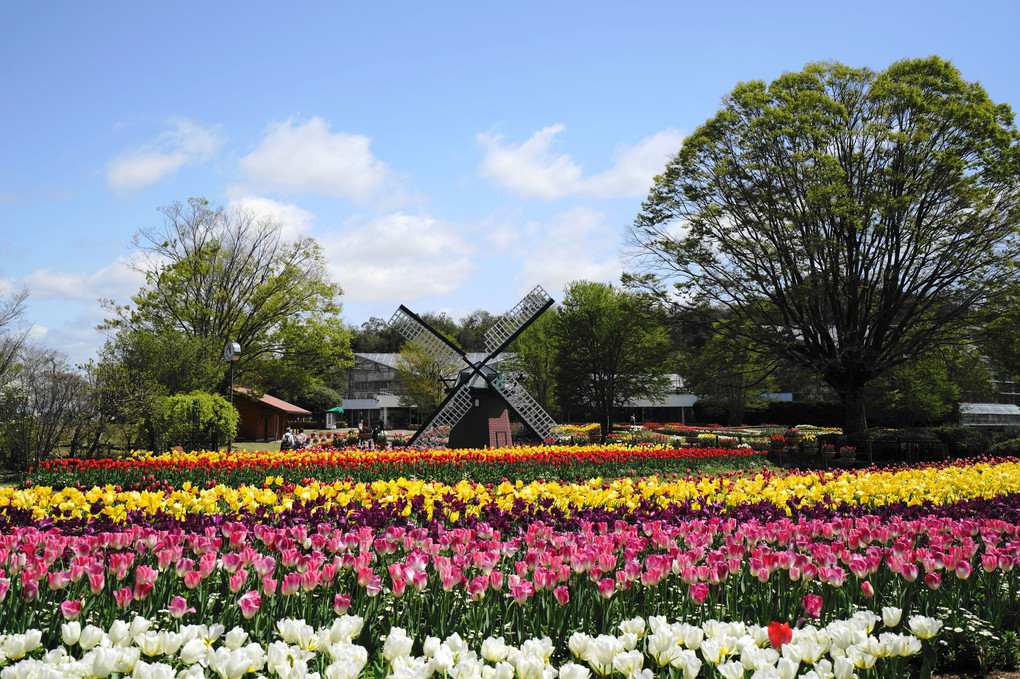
left=841, top=391, right=868, bottom=437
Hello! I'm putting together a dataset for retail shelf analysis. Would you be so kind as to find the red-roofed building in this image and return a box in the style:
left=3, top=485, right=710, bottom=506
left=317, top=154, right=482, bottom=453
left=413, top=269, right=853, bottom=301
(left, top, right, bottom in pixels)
left=233, top=387, right=312, bottom=441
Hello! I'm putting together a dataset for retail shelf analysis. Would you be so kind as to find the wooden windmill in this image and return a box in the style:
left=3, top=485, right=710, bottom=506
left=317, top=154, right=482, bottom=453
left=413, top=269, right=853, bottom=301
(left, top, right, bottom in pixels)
left=388, top=286, right=557, bottom=448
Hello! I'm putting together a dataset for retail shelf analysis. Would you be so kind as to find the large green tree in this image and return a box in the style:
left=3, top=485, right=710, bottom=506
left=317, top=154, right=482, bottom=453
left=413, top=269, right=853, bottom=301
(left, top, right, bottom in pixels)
left=553, top=281, right=672, bottom=437
left=504, top=309, right=558, bottom=415
left=104, top=198, right=352, bottom=400
left=679, top=318, right=779, bottom=426
left=395, top=339, right=461, bottom=419
left=630, top=57, right=1020, bottom=434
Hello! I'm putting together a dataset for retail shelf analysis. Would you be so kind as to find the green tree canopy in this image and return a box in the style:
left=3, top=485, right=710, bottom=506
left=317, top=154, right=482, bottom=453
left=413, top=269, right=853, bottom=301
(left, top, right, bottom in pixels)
left=553, top=281, right=672, bottom=437
left=629, top=57, right=1020, bottom=434
left=395, top=339, right=461, bottom=418
left=103, top=198, right=352, bottom=400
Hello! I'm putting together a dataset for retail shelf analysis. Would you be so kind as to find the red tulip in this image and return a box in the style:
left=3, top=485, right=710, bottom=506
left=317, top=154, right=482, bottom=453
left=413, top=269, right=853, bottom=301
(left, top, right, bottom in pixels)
left=768, top=622, right=793, bottom=650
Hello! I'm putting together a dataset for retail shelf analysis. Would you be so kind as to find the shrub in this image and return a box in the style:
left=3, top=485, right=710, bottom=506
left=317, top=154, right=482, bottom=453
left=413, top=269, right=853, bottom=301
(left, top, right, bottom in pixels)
left=149, top=391, right=238, bottom=452
left=987, top=437, right=1020, bottom=457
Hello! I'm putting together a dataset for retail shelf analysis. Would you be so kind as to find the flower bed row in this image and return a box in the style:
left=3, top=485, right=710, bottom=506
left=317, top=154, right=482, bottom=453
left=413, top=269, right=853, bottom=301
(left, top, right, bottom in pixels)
left=0, top=460, right=1016, bottom=665
left=14, top=459, right=1020, bottom=524
left=0, top=611, right=941, bottom=679
left=33, top=445, right=765, bottom=488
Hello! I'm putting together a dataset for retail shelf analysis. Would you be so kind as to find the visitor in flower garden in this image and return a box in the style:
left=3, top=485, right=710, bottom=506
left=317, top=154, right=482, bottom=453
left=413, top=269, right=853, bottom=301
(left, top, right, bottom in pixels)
left=279, top=427, right=295, bottom=451
left=295, top=428, right=307, bottom=449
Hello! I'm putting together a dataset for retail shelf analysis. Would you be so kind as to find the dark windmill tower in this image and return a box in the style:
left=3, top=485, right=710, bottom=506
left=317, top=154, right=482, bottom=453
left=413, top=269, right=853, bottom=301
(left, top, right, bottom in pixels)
left=388, top=286, right=558, bottom=448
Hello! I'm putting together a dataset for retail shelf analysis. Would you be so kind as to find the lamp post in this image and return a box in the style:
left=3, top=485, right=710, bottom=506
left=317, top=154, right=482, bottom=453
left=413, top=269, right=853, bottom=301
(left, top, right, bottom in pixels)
left=223, top=341, right=241, bottom=451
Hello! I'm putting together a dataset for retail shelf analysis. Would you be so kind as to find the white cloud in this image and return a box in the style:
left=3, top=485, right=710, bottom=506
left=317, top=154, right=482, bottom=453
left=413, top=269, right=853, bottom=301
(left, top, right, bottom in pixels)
left=19, top=256, right=145, bottom=302
left=516, top=206, right=624, bottom=294
left=105, top=118, right=224, bottom=190
left=240, top=117, right=394, bottom=202
left=477, top=125, right=683, bottom=200
left=227, top=195, right=316, bottom=243
left=477, top=124, right=583, bottom=200
left=319, top=212, right=475, bottom=303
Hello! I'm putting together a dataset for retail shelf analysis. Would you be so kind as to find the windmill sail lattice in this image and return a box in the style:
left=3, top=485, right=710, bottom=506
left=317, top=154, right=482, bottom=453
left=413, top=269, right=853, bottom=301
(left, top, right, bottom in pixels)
left=388, top=286, right=556, bottom=448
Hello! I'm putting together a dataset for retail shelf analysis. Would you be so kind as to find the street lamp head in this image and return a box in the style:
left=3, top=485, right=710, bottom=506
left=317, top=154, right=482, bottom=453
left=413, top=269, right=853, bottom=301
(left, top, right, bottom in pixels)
left=223, top=341, right=241, bottom=362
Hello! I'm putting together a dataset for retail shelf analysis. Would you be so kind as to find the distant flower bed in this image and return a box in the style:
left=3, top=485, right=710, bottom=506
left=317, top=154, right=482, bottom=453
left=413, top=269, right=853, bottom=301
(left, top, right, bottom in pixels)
left=33, top=444, right=765, bottom=487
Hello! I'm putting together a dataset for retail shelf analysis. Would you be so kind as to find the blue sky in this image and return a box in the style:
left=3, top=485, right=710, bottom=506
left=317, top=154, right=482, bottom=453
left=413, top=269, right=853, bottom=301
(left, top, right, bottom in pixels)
left=2, top=1, right=1019, bottom=364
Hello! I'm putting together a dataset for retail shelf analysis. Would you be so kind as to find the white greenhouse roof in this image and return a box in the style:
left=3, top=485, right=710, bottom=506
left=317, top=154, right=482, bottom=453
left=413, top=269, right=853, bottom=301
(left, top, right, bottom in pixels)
left=960, top=403, right=1020, bottom=415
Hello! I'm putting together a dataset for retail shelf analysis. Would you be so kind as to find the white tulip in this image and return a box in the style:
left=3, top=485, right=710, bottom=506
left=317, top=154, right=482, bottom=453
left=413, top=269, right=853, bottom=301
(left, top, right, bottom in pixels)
left=717, top=659, right=745, bottom=679
left=324, top=644, right=368, bottom=679
left=557, top=662, right=591, bottom=679
left=92, top=646, right=119, bottom=679
left=133, top=659, right=176, bottom=679
left=79, top=625, right=105, bottom=651
left=619, top=618, right=646, bottom=638
left=776, top=657, right=799, bottom=679
left=61, top=621, right=81, bottom=647
left=481, top=637, right=509, bottom=663
left=512, top=655, right=545, bottom=679
left=679, top=624, right=704, bottom=651
left=881, top=607, right=902, bottom=628
left=129, top=616, right=152, bottom=639
left=423, top=636, right=441, bottom=658
left=480, top=660, right=515, bottom=679
left=179, top=638, right=210, bottom=665
left=109, top=620, right=131, bottom=647
left=833, top=656, right=854, bottom=679
left=568, top=633, right=591, bottom=659
left=224, top=628, right=248, bottom=651
left=907, top=616, right=943, bottom=640
left=384, top=629, right=414, bottom=662
left=431, top=644, right=455, bottom=674
left=612, top=649, right=644, bottom=677
left=670, top=649, right=702, bottom=679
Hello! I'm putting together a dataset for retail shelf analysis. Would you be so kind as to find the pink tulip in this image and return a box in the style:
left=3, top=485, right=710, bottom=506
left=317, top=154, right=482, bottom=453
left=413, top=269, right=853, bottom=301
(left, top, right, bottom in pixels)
left=60, top=599, right=82, bottom=621
left=281, top=572, right=301, bottom=595
left=861, top=581, right=875, bottom=598
left=168, top=596, right=195, bottom=619
left=554, top=585, right=570, bottom=605
left=802, top=594, right=823, bottom=619
left=0, top=577, right=8, bottom=603
left=238, top=590, right=261, bottom=619
left=689, top=582, right=709, bottom=604
left=333, top=593, right=351, bottom=615
left=901, top=563, right=920, bottom=582
left=135, top=565, right=158, bottom=586
left=221, top=553, right=243, bottom=573
left=597, top=578, right=616, bottom=599
left=262, top=576, right=278, bottom=596
left=88, top=573, right=105, bottom=594
left=365, top=574, right=382, bottom=597
left=48, top=571, right=71, bottom=591
left=924, top=572, right=941, bottom=590
left=467, top=576, right=487, bottom=601
left=21, top=578, right=38, bottom=603
left=955, top=560, right=972, bottom=580
left=981, top=553, right=998, bottom=573
left=113, top=587, right=133, bottom=609
left=183, top=571, right=201, bottom=590
left=229, top=569, right=248, bottom=594
left=133, top=581, right=153, bottom=600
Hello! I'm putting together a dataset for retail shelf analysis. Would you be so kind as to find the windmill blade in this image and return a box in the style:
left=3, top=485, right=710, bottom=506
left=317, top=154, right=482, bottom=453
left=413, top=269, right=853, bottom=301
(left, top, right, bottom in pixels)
left=489, top=373, right=557, bottom=442
left=389, top=306, right=470, bottom=373
left=484, top=286, right=553, bottom=356
left=406, top=383, right=474, bottom=448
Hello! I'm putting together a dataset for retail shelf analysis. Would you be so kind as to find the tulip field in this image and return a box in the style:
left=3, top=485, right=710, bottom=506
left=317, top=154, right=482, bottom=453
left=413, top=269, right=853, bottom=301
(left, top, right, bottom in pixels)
left=1, top=443, right=1019, bottom=678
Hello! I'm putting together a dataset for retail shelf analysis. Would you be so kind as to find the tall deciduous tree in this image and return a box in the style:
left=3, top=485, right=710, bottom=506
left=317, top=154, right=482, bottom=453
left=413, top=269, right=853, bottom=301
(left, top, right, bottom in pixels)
left=505, top=310, right=558, bottom=415
left=395, top=339, right=460, bottom=419
left=679, top=318, right=779, bottom=426
left=553, top=281, right=672, bottom=437
left=104, top=198, right=352, bottom=397
left=629, top=57, right=1020, bottom=434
